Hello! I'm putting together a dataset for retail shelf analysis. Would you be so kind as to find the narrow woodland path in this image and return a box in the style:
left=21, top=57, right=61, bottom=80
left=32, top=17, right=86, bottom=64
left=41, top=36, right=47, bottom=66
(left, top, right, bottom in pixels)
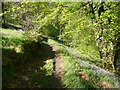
left=49, top=43, right=63, bottom=88
left=3, top=42, right=63, bottom=88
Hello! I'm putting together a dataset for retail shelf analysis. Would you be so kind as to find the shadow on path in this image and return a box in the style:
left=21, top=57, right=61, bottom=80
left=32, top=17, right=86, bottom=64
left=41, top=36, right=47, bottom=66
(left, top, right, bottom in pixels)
left=2, top=41, right=62, bottom=88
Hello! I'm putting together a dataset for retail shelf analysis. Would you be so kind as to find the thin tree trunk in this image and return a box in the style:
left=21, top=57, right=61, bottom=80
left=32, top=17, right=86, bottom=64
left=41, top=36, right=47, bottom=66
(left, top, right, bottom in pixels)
left=95, top=2, right=115, bottom=71
left=114, top=37, right=120, bottom=73
left=2, top=2, right=5, bottom=24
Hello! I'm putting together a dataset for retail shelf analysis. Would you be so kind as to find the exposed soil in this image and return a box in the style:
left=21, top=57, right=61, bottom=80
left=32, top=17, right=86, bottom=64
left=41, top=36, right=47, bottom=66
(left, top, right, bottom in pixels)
left=54, top=54, right=62, bottom=79
left=49, top=43, right=63, bottom=88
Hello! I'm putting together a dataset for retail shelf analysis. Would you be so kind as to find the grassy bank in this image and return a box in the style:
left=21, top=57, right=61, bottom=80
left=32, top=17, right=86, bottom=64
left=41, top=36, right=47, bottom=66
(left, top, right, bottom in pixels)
left=2, top=28, right=55, bottom=88
left=48, top=39, right=120, bottom=88
left=1, top=28, right=119, bottom=88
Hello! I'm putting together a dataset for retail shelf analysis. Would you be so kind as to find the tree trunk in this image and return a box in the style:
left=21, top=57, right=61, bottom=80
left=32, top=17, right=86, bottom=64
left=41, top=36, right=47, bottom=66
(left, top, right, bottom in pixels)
left=95, top=2, right=115, bottom=71
left=89, top=1, right=95, bottom=19
left=114, top=37, right=120, bottom=73
left=2, top=2, right=5, bottom=24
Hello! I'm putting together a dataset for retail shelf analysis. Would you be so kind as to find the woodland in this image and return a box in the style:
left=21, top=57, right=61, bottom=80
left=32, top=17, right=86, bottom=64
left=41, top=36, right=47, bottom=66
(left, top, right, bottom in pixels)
left=1, top=1, right=120, bottom=88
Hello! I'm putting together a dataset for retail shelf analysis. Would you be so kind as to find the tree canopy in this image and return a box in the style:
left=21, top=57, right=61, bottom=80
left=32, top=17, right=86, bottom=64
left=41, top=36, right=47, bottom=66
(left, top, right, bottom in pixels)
left=1, top=2, right=120, bottom=88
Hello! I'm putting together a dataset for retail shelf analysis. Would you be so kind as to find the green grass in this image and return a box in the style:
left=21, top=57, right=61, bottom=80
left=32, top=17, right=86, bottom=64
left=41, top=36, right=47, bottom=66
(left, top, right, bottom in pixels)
left=48, top=39, right=102, bottom=67
left=43, top=59, right=54, bottom=75
left=48, top=39, right=120, bottom=88
left=62, top=56, right=98, bottom=88
left=2, top=28, right=119, bottom=88
left=30, top=59, right=54, bottom=88
left=1, top=28, right=24, bottom=83
left=1, top=28, right=24, bottom=48
left=0, top=28, right=24, bottom=39
left=2, top=28, right=55, bottom=88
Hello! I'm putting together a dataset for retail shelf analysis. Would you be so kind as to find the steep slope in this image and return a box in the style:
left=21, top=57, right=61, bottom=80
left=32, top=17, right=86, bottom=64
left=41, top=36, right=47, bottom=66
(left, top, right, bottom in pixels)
left=2, top=28, right=120, bottom=88
left=2, top=28, right=62, bottom=88
left=48, top=39, right=120, bottom=88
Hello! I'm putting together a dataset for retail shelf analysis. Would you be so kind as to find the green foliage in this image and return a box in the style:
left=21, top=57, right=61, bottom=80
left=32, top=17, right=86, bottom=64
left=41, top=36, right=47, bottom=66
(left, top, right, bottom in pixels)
left=23, top=30, right=43, bottom=42
left=40, top=24, right=58, bottom=37
left=57, top=6, right=100, bottom=62
left=43, top=59, right=54, bottom=75
left=2, top=37, right=23, bottom=48
left=2, top=28, right=55, bottom=88
left=49, top=39, right=102, bottom=67
left=2, top=2, right=120, bottom=88
left=1, top=28, right=23, bottom=48
left=49, top=38, right=119, bottom=88
left=31, top=59, right=54, bottom=88
left=93, top=2, right=120, bottom=70
left=62, top=56, right=99, bottom=88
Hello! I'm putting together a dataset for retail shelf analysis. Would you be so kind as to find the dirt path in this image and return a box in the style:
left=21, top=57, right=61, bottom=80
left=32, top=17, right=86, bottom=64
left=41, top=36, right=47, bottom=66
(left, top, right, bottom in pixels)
left=3, top=42, right=63, bottom=88
left=49, top=43, right=63, bottom=88
left=3, top=43, right=55, bottom=88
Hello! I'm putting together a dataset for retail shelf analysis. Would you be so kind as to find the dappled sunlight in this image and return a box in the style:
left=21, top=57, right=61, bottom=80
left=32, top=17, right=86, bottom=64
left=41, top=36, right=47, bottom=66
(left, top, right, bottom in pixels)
left=1, top=2, right=120, bottom=89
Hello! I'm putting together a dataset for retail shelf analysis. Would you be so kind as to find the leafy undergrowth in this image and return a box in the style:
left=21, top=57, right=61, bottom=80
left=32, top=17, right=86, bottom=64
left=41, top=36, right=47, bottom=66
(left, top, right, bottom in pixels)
left=2, top=28, right=56, bottom=88
left=0, top=28, right=24, bottom=40
left=2, top=28, right=120, bottom=88
left=48, top=39, right=120, bottom=88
